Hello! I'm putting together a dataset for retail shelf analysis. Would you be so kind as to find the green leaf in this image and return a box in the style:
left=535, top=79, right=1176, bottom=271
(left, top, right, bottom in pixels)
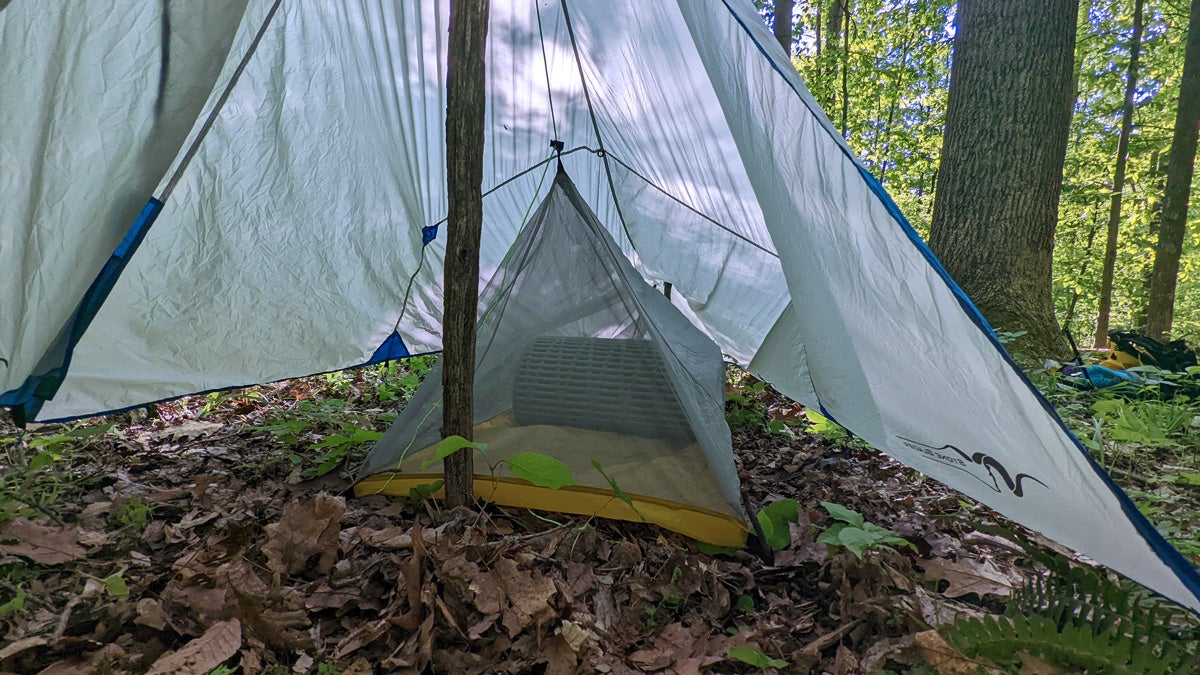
left=346, top=428, right=385, bottom=443
left=820, top=501, right=864, bottom=527
left=65, top=423, right=115, bottom=438
left=421, top=435, right=488, bottom=469
left=760, top=498, right=800, bottom=524
left=804, top=410, right=847, bottom=440
left=591, top=459, right=646, bottom=521
left=0, top=587, right=25, bottom=618
left=736, top=594, right=755, bottom=612
left=815, top=522, right=846, bottom=546
left=101, top=569, right=130, bottom=598
left=408, top=480, right=444, bottom=500
left=28, top=451, right=58, bottom=471
left=727, top=646, right=788, bottom=669
left=832, top=526, right=879, bottom=558
left=1091, top=398, right=1125, bottom=415
left=504, top=452, right=575, bottom=489
left=756, top=499, right=799, bottom=551
left=766, top=419, right=792, bottom=436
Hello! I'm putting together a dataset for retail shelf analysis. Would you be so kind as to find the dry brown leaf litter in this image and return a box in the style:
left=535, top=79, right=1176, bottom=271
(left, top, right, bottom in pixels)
left=0, top=388, right=1051, bottom=674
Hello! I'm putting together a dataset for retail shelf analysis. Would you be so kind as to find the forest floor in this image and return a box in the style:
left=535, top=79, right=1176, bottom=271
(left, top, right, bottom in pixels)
left=0, top=364, right=1197, bottom=674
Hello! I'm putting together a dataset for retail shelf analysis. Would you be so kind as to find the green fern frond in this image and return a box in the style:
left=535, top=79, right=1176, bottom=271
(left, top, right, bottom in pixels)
left=947, top=550, right=1200, bottom=673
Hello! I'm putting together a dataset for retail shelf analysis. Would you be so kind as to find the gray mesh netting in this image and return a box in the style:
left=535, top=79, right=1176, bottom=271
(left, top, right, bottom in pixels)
left=358, top=169, right=745, bottom=525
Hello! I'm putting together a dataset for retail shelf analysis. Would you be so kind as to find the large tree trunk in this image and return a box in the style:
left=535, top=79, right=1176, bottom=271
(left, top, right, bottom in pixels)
left=442, top=0, right=490, bottom=508
left=1094, top=0, right=1144, bottom=348
left=928, top=0, right=1078, bottom=358
left=774, top=0, right=795, bottom=55
left=1144, top=0, right=1200, bottom=339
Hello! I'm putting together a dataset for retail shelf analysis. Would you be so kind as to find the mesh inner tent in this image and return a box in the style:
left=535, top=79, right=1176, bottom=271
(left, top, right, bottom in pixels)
left=356, top=169, right=747, bottom=542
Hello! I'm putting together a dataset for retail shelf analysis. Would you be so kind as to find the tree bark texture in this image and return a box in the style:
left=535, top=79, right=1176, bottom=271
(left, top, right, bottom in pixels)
left=928, top=0, right=1078, bottom=358
left=825, top=0, right=844, bottom=54
left=774, top=0, right=795, bottom=55
left=1094, top=0, right=1143, bottom=347
left=442, top=0, right=490, bottom=508
left=1144, top=0, right=1200, bottom=339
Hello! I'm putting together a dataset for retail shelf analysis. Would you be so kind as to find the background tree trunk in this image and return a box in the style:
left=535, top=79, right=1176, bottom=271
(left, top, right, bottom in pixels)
left=839, top=2, right=851, bottom=136
left=1094, top=0, right=1144, bottom=347
left=928, top=0, right=1079, bottom=358
left=825, top=0, right=844, bottom=54
left=442, top=0, right=490, bottom=508
left=1144, top=0, right=1200, bottom=339
left=774, top=0, right=795, bottom=54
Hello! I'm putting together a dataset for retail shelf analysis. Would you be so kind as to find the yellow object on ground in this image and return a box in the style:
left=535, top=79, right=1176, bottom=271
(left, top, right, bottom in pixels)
left=1100, top=346, right=1144, bottom=370
left=355, top=412, right=751, bottom=547
left=354, top=474, right=750, bottom=547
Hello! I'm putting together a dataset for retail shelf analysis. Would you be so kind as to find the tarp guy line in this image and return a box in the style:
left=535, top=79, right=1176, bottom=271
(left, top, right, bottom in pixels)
left=160, top=0, right=283, bottom=201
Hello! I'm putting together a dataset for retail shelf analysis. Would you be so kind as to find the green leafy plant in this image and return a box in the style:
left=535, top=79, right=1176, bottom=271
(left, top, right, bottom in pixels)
left=254, top=398, right=350, bottom=444
left=505, top=452, right=574, bottom=489
left=948, top=548, right=1200, bottom=673
left=0, top=423, right=114, bottom=520
left=408, top=480, right=444, bottom=500
left=1092, top=398, right=1187, bottom=447
left=421, top=435, right=575, bottom=491
left=644, top=566, right=686, bottom=628
left=726, top=646, right=788, bottom=669
left=113, top=497, right=153, bottom=531
left=421, top=435, right=489, bottom=466
left=254, top=397, right=385, bottom=479
left=995, top=329, right=1028, bottom=345
left=196, top=389, right=261, bottom=418
left=814, top=501, right=916, bottom=558
left=725, top=387, right=768, bottom=430
left=100, top=568, right=130, bottom=598
left=803, top=409, right=849, bottom=443
left=302, top=424, right=385, bottom=478
left=756, top=499, right=800, bottom=551
left=0, top=586, right=26, bottom=618
left=590, top=459, right=644, bottom=520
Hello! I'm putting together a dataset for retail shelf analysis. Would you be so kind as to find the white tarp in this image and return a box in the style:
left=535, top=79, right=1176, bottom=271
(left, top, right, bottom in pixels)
left=3, top=0, right=1199, bottom=610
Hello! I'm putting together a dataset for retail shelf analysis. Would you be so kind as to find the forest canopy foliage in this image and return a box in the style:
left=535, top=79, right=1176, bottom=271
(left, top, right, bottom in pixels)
left=763, top=0, right=1199, bottom=344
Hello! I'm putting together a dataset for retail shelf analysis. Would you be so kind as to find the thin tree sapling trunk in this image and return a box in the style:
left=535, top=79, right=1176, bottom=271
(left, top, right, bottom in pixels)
left=1094, top=0, right=1143, bottom=347
left=442, top=0, right=490, bottom=508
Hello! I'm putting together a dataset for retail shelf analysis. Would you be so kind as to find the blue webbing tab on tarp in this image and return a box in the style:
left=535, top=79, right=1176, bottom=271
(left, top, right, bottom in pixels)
left=366, top=332, right=411, bottom=364
left=0, top=197, right=165, bottom=420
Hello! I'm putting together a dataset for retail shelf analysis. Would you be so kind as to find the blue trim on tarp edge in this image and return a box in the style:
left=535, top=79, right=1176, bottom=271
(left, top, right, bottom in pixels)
left=719, top=0, right=1200, bottom=608
left=0, top=198, right=165, bottom=420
